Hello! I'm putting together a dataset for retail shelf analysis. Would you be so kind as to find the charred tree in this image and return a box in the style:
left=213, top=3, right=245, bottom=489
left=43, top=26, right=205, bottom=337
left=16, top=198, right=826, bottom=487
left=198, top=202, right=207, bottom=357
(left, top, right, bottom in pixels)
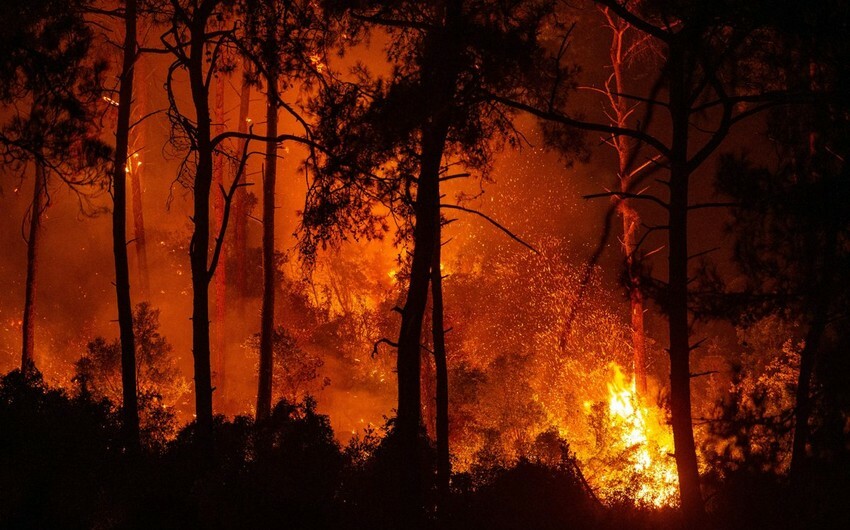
left=256, top=58, right=279, bottom=422
left=111, top=0, right=140, bottom=451
left=213, top=58, right=228, bottom=404
left=21, top=160, right=46, bottom=373
left=431, top=220, right=450, bottom=506
left=600, top=7, right=648, bottom=395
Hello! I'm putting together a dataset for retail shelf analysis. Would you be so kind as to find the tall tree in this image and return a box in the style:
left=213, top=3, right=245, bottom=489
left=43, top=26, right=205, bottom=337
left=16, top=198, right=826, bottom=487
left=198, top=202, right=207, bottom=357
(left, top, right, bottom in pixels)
left=163, top=0, right=319, bottom=443
left=308, top=0, right=553, bottom=519
left=497, top=0, right=809, bottom=522
left=161, top=0, right=242, bottom=444
left=430, top=218, right=450, bottom=505
left=598, top=5, right=651, bottom=395
left=213, top=52, right=228, bottom=404
left=111, top=0, right=141, bottom=451
left=714, top=3, right=850, bottom=480
left=239, top=0, right=327, bottom=421
left=0, top=0, right=109, bottom=373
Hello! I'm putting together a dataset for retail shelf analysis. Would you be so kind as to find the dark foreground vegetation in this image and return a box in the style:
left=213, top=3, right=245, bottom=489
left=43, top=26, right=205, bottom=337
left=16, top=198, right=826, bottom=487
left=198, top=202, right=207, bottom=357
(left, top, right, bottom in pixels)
left=2, top=370, right=848, bottom=530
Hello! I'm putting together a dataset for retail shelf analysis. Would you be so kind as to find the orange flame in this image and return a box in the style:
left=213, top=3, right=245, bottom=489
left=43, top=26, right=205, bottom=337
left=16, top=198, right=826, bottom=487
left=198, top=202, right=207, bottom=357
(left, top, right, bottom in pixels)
left=592, top=363, right=679, bottom=507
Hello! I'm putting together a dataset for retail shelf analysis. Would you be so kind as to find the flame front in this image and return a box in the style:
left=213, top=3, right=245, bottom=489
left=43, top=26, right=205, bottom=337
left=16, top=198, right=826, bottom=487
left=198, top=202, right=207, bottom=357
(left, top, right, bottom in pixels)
left=591, top=364, right=679, bottom=507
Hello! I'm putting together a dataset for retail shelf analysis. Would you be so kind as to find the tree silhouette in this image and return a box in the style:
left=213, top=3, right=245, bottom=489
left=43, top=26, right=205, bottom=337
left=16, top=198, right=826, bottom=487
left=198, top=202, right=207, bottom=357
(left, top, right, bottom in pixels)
left=309, top=0, right=555, bottom=519
left=108, top=0, right=142, bottom=452
left=238, top=0, right=328, bottom=421
left=0, top=0, right=110, bottom=373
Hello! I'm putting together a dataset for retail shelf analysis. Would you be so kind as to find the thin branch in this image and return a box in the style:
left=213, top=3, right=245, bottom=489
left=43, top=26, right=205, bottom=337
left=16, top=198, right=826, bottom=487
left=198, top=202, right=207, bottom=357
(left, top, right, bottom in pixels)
left=207, top=125, right=253, bottom=282
left=440, top=204, right=539, bottom=254
left=594, top=0, right=670, bottom=41
left=491, top=95, right=670, bottom=157
left=687, top=247, right=719, bottom=261
left=372, top=337, right=399, bottom=357
left=584, top=191, right=669, bottom=210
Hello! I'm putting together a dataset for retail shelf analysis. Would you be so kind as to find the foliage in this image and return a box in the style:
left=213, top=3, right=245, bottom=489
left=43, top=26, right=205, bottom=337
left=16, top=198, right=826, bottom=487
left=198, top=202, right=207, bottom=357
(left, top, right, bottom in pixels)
left=0, top=0, right=110, bottom=194
left=73, top=303, right=189, bottom=448
left=0, top=369, right=121, bottom=528
left=245, top=325, right=330, bottom=404
left=703, top=316, right=800, bottom=474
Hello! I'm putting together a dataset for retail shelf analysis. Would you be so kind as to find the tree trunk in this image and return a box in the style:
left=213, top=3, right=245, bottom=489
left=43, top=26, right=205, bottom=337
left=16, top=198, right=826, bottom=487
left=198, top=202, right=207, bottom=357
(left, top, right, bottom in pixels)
left=213, top=60, right=227, bottom=404
left=789, top=219, right=839, bottom=480
left=129, top=55, right=150, bottom=300
left=187, top=15, right=215, bottom=445
left=789, top=307, right=827, bottom=480
left=112, top=0, right=140, bottom=451
left=789, top=61, right=834, bottom=482
left=604, top=11, right=648, bottom=395
left=21, top=159, right=45, bottom=373
left=233, top=60, right=251, bottom=313
left=624, top=209, right=647, bottom=395
left=395, top=6, right=461, bottom=520
left=256, top=73, right=278, bottom=422
left=395, top=117, right=448, bottom=520
left=431, top=221, right=450, bottom=507
left=666, top=44, right=705, bottom=524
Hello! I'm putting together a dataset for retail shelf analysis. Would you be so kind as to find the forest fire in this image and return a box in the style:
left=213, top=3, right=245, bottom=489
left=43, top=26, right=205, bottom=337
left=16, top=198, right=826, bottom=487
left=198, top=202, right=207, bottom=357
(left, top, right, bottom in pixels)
left=1, top=0, right=849, bottom=528
left=590, top=364, right=678, bottom=507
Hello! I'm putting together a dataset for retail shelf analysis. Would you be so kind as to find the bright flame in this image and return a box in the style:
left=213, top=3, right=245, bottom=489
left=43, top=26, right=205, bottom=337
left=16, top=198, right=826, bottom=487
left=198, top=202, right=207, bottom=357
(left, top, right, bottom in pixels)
left=309, top=54, right=326, bottom=73
left=593, top=363, right=679, bottom=507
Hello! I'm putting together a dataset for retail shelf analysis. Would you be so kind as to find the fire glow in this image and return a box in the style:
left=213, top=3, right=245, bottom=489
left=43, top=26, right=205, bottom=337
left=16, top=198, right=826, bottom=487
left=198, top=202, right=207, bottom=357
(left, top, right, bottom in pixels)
left=589, top=364, right=679, bottom=507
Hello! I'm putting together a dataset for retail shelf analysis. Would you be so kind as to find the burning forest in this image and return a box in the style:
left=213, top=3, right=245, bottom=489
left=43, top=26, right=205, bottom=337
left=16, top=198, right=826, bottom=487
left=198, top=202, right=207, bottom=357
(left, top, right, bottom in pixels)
left=0, top=0, right=848, bottom=528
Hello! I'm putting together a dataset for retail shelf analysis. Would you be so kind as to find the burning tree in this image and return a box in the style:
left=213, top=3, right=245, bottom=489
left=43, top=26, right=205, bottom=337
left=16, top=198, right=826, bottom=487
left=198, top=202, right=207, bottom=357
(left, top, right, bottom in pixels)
left=497, top=0, right=815, bottom=521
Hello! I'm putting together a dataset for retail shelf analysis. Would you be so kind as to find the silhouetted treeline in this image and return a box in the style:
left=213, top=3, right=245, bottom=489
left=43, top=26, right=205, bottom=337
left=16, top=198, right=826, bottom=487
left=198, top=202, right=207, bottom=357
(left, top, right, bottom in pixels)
left=2, top=371, right=849, bottom=529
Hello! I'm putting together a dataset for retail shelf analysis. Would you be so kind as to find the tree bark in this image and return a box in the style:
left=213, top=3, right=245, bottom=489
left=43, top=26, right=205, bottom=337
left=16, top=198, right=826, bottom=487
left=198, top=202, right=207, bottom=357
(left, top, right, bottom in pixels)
left=256, top=70, right=278, bottom=422
left=431, top=221, right=450, bottom=507
left=233, top=60, right=251, bottom=313
left=129, top=55, right=150, bottom=300
left=21, top=159, right=45, bottom=373
left=112, top=0, right=140, bottom=451
left=213, top=60, right=227, bottom=404
left=187, top=10, right=216, bottom=445
left=604, top=9, right=648, bottom=395
left=395, top=5, right=461, bottom=519
left=666, top=43, right=705, bottom=524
